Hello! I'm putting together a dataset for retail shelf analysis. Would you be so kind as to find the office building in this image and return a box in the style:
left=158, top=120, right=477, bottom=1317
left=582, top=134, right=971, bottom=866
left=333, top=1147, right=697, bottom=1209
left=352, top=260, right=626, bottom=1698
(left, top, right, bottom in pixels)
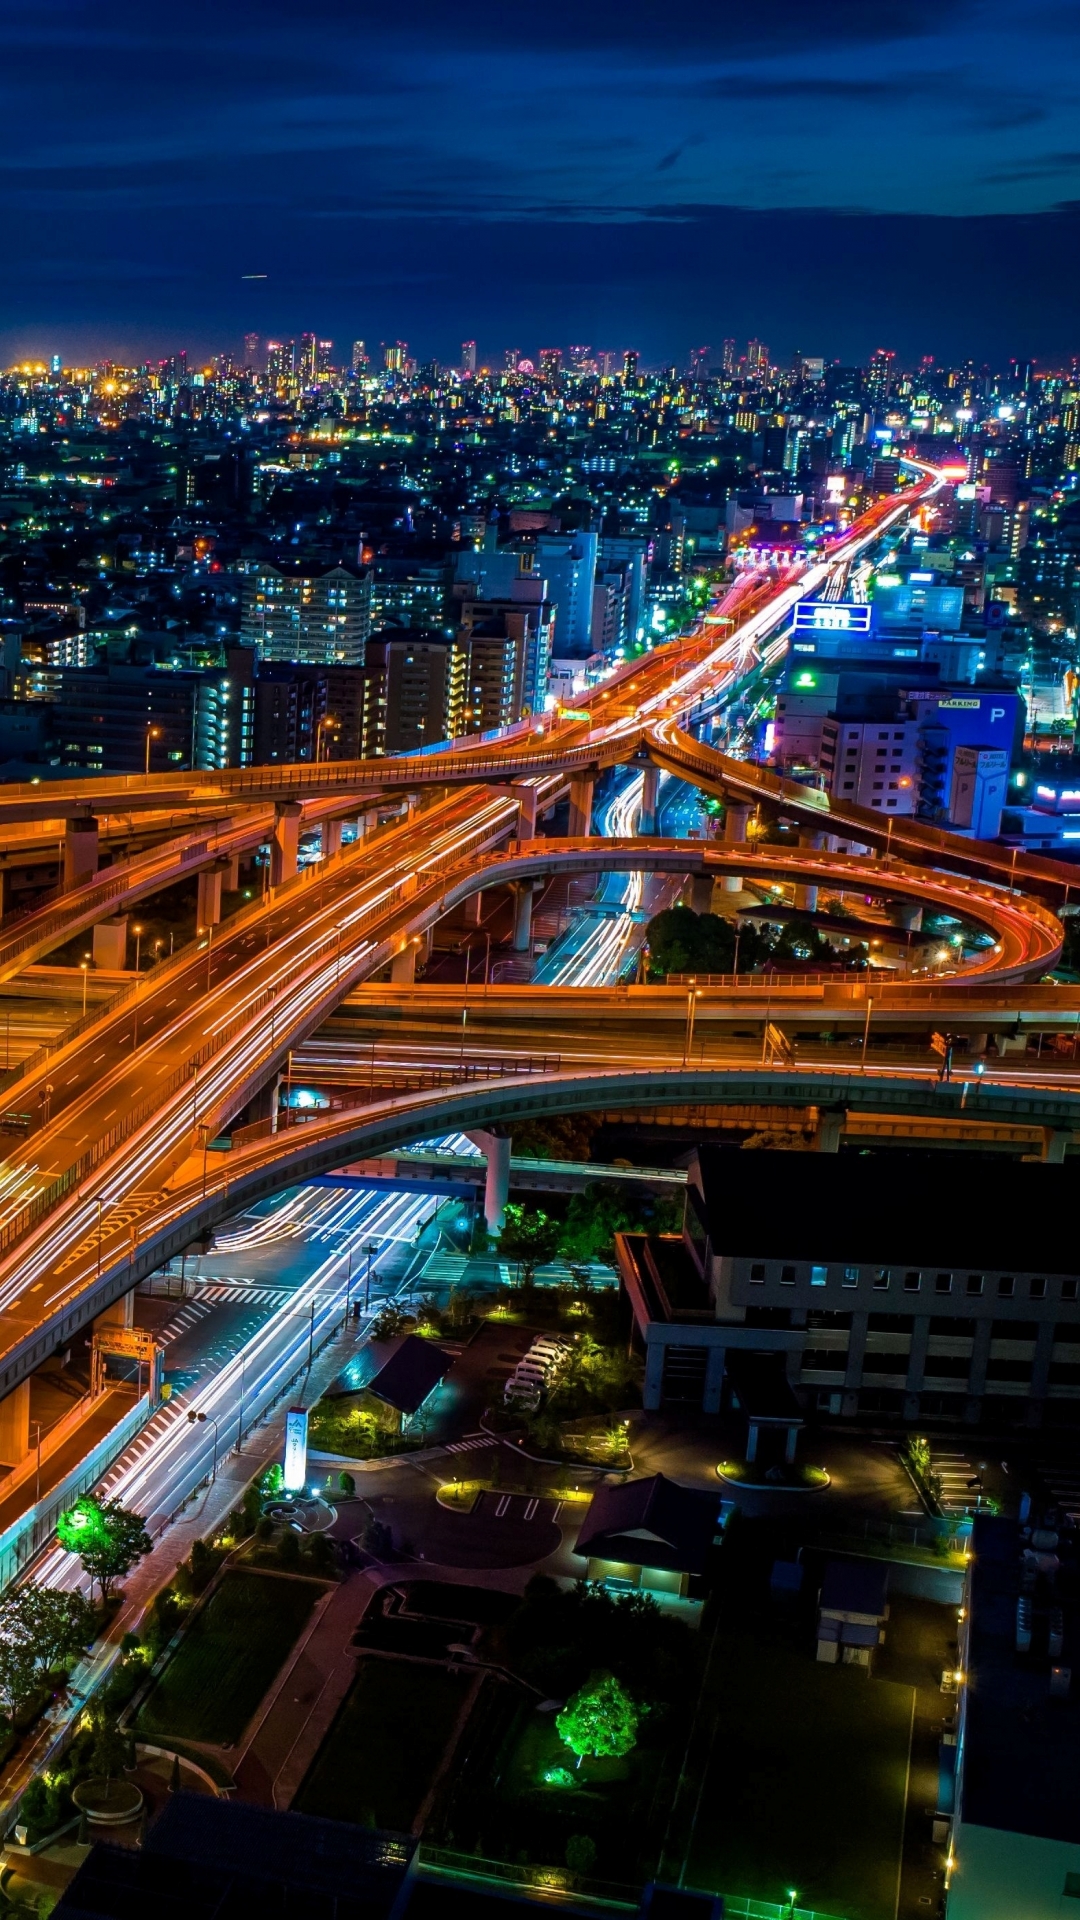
left=50, top=656, right=254, bottom=773
left=252, top=662, right=364, bottom=763
left=535, top=530, right=598, bottom=659
left=460, top=340, right=477, bottom=375
left=617, top=1149, right=1080, bottom=1428
left=454, top=592, right=553, bottom=732
left=241, top=564, right=372, bottom=667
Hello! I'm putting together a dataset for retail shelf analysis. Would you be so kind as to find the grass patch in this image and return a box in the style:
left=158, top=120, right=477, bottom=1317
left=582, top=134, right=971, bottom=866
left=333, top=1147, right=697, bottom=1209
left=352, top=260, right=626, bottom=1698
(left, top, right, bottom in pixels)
left=683, top=1627, right=912, bottom=1920
left=309, top=1393, right=424, bottom=1459
left=295, top=1656, right=471, bottom=1831
left=135, top=1570, right=323, bottom=1746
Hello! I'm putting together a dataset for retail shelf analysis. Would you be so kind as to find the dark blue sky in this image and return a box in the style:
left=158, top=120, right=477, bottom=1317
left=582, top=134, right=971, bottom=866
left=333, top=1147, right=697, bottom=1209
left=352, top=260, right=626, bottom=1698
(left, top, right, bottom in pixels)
left=1, top=0, right=1077, bottom=367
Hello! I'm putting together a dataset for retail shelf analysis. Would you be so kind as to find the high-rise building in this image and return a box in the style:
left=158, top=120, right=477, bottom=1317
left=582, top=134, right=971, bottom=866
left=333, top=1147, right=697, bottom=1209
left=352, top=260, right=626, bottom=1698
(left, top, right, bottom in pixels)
left=503, top=348, right=522, bottom=372
left=689, top=346, right=711, bottom=377
left=721, top=339, right=736, bottom=374
left=241, top=565, right=373, bottom=667
left=350, top=340, right=368, bottom=375
left=538, top=348, right=562, bottom=381
left=866, top=347, right=895, bottom=408
left=243, top=334, right=260, bottom=370
left=384, top=342, right=407, bottom=373
left=535, top=530, right=599, bottom=659
left=460, top=340, right=477, bottom=376
left=298, top=333, right=318, bottom=382
left=746, top=338, right=768, bottom=376
left=316, top=340, right=334, bottom=376
left=622, top=349, right=639, bottom=384
left=454, top=595, right=553, bottom=732
left=266, top=341, right=294, bottom=389
left=359, top=628, right=466, bottom=755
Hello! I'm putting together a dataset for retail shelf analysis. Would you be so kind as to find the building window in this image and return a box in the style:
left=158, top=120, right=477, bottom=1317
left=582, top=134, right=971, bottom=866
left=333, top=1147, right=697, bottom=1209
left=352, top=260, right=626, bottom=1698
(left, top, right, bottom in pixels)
left=873, top=1268, right=890, bottom=1290
left=967, top=1274, right=984, bottom=1296
left=1030, top=1276, right=1047, bottom=1300
left=842, top=1267, right=860, bottom=1288
left=749, top=1263, right=766, bottom=1283
left=780, top=1265, right=796, bottom=1285
left=810, top=1265, right=828, bottom=1287
left=998, top=1276, right=1015, bottom=1297
left=903, top=1271, right=921, bottom=1291
left=1063, top=1279, right=1078, bottom=1302
left=935, top=1272, right=953, bottom=1294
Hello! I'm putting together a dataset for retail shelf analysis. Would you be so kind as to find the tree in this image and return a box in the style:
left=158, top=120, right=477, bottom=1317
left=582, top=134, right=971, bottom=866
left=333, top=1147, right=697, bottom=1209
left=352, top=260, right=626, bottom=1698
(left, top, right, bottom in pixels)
left=560, top=1183, right=683, bottom=1267
left=566, top=1834, right=597, bottom=1876
left=12, top=1584, right=95, bottom=1676
left=498, top=1204, right=561, bottom=1286
left=0, top=1632, right=38, bottom=1721
left=557, top=1670, right=639, bottom=1764
left=56, top=1495, right=152, bottom=1605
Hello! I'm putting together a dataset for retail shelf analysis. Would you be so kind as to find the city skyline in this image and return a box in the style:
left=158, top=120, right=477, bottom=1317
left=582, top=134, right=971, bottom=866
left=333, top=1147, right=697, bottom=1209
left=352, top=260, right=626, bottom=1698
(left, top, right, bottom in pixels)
left=2, top=0, right=1080, bottom=363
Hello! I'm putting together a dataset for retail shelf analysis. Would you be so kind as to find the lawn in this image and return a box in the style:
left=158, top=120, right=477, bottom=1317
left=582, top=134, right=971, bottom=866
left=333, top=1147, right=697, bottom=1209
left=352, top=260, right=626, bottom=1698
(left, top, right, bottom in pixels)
left=135, top=1570, right=323, bottom=1746
left=682, top=1627, right=913, bottom=1920
left=294, top=1655, right=473, bottom=1831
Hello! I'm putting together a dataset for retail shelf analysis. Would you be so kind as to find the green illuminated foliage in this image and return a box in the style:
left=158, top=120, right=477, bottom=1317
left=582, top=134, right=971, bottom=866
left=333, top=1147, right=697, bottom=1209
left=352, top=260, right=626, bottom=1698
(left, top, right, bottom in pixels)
left=56, top=1495, right=151, bottom=1604
left=556, top=1670, right=639, bottom=1762
left=498, top=1204, right=561, bottom=1286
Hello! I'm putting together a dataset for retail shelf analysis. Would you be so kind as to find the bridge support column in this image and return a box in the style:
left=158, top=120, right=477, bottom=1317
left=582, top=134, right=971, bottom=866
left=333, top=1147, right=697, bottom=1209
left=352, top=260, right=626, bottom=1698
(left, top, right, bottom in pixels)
left=568, top=770, right=596, bottom=839
left=511, top=882, right=534, bottom=953
left=721, top=801, right=751, bottom=894
left=794, top=828, right=822, bottom=913
left=95, top=1292, right=134, bottom=1331
left=703, top=1344, right=726, bottom=1414
left=814, top=1108, right=845, bottom=1153
left=225, top=852, right=240, bottom=891
left=0, top=1383, right=30, bottom=1468
left=896, top=899, right=923, bottom=933
left=1042, top=1128, right=1074, bottom=1162
left=271, top=802, right=303, bottom=885
left=511, top=784, right=537, bottom=843
left=323, top=817, right=343, bottom=859
left=93, top=916, right=128, bottom=971
left=638, top=764, right=660, bottom=836
left=64, top=816, right=99, bottom=892
left=196, top=863, right=224, bottom=929
left=390, top=941, right=417, bottom=984
left=690, top=872, right=714, bottom=916
left=468, top=1130, right=511, bottom=1236
left=462, top=890, right=482, bottom=927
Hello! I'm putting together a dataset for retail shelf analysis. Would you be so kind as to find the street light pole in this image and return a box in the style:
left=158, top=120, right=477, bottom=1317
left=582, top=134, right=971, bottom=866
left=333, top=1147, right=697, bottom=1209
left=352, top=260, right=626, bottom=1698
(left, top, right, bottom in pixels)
left=861, top=994, right=874, bottom=1072
left=364, top=1241, right=378, bottom=1314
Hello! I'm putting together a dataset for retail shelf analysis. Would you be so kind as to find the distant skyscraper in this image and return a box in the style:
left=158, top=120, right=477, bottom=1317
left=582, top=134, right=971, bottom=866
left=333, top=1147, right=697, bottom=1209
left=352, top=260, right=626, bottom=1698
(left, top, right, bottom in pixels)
left=538, top=348, right=562, bottom=380
left=598, top=351, right=618, bottom=378
left=384, top=342, right=407, bottom=373
left=746, top=338, right=768, bottom=376
left=351, top=340, right=367, bottom=375
left=721, top=339, right=736, bottom=374
left=460, top=340, right=477, bottom=375
left=866, top=347, right=895, bottom=407
left=622, top=349, right=639, bottom=384
left=689, top=345, right=710, bottom=377
left=266, top=340, right=294, bottom=387
left=504, top=348, right=522, bottom=372
left=243, top=333, right=260, bottom=369
left=316, top=340, right=334, bottom=375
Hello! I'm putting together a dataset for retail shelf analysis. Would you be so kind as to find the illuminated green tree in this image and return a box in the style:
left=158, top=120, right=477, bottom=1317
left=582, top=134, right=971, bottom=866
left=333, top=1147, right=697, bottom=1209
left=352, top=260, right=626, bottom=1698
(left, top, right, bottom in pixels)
left=556, top=1670, right=638, bottom=1764
left=498, top=1204, right=561, bottom=1287
left=56, top=1495, right=151, bottom=1605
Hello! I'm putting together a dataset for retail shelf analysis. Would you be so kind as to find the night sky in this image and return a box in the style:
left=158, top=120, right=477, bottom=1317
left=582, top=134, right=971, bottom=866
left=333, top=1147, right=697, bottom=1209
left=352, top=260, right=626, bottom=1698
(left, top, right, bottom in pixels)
left=1, top=0, right=1077, bottom=366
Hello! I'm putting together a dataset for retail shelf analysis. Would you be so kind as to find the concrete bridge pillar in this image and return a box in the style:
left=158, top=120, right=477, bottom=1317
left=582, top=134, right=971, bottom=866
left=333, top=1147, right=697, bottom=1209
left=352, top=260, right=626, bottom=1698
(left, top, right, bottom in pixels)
left=1042, top=1128, right=1073, bottom=1162
left=323, top=817, right=343, bottom=859
left=568, top=770, right=596, bottom=839
left=196, top=863, right=224, bottom=929
left=271, top=801, right=303, bottom=885
left=511, top=783, right=537, bottom=843
left=390, top=940, right=418, bottom=984
left=462, top=890, right=482, bottom=927
left=468, top=1129, right=511, bottom=1235
left=794, top=828, right=822, bottom=914
left=690, top=872, right=714, bottom=916
left=95, top=1292, right=134, bottom=1331
left=93, top=916, right=128, bottom=971
left=64, top=816, right=99, bottom=892
left=0, top=1382, right=30, bottom=1467
left=896, top=899, right=923, bottom=933
left=721, top=800, right=751, bottom=894
left=511, top=882, right=535, bottom=952
left=638, top=764, right=660, bottom=836
left=814, top=1108, right=845, bottom=1153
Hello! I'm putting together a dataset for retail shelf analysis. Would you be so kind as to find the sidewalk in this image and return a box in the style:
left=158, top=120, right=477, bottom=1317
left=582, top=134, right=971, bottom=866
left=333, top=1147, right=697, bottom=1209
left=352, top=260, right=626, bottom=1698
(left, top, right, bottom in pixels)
left=0, top=1315, right=364, bottom=1823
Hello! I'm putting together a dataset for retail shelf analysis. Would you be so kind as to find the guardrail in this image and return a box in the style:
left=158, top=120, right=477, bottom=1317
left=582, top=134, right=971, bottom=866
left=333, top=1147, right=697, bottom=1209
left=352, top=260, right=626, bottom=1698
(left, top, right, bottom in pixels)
left=0, top=1393, right=151, bottom=1595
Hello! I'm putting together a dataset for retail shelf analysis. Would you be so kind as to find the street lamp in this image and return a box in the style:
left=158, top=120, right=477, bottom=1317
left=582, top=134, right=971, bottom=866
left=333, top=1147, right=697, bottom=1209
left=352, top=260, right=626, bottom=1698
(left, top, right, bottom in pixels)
left=187, top=1408, right=220, bottom=1483
left=144, top=724, right=161, bottom=776
left=363, top=1242, right=379, bottom=1313
left=316, top=715, right=339, bottom=764
left=133, top=923, right=144, bottom=973
left=80, top=958, right=90, bottom=1016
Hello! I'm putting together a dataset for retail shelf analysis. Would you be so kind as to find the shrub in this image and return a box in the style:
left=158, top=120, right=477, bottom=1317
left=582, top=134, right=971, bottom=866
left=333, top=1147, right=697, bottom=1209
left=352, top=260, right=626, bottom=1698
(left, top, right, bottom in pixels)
left=566, top=1834, right=597, bottom=1876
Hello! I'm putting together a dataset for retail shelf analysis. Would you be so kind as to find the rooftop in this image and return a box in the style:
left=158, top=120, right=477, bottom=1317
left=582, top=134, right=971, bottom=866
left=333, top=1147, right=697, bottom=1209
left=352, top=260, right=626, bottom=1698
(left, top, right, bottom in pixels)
left=575, top=1473, right=720, bottom=1575
left=960, top=1514, right=1080, bottom=1846
left=367, top=1334, right=453, bottom=1416
left=693, top=1146, right=1080, bottom=1275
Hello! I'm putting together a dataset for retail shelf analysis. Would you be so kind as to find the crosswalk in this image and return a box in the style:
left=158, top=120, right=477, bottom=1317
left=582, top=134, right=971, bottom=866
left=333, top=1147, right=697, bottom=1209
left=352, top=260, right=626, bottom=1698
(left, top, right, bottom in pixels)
left=158, top=1300, right=214, bottom=1346
left=933, top=1451, right=980, bottom=1514
left=444, top=1433, right=495, bottom=1456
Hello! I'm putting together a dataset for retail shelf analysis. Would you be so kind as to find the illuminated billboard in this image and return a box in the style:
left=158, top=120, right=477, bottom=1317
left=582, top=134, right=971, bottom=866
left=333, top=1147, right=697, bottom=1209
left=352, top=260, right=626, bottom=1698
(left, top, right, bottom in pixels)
left=793, top=602, right=872, bottom=635
left=283, top=1407, right=309, bottom=1493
